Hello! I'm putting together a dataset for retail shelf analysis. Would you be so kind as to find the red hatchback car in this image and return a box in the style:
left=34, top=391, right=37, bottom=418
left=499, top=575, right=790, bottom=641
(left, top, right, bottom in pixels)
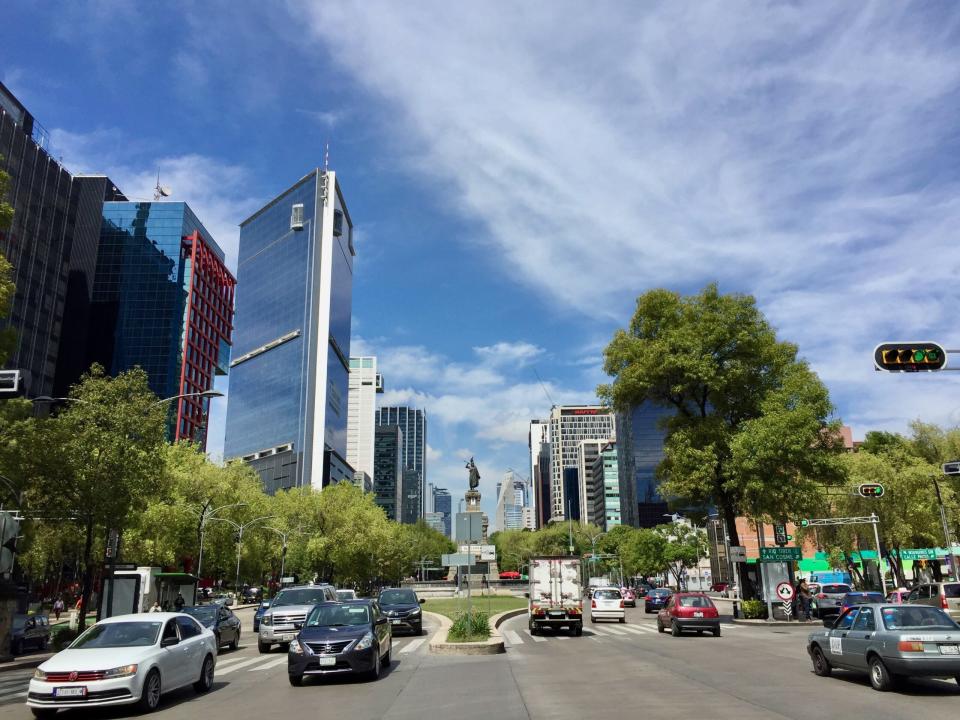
left=657, top=592, right=721, bottom=637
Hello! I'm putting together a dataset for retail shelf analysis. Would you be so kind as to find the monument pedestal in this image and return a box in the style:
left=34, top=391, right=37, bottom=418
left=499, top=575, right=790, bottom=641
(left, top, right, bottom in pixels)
left=464, top=489, right=481, bottom=513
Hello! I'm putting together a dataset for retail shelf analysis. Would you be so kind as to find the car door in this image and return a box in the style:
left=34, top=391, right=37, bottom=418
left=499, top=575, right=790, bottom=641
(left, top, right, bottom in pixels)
left=826, top=608, right=859, bottom=669
left=659, top=596, right=674, bottom=625
left=175, top=617, right=206, bottom=686
left=218, top=607, right=234, bottom=644
left=373, top=604, right=389, bottom=655
left=225, top=607, right=241, bottom=643
left=158, top=619, right=189, bottom=689
left=844, top=606, right=877, bottom=671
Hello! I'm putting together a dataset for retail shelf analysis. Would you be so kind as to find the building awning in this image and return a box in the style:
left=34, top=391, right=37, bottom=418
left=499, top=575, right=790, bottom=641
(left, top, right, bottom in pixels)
left=153, top=573, right=198, bottom=583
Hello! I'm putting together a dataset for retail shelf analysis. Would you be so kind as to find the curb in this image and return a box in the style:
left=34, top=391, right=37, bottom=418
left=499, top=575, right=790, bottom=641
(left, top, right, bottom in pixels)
left=427, top=610, right=506, bottom=656
left=731, top=618, right=820, bottom=627
left=0, top=654, right=53, bottom=674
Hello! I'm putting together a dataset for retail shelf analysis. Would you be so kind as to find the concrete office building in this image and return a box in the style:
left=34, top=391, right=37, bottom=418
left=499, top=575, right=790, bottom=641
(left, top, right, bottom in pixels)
left=424, top=512, right=445, bottom=535
left=346, top=356, right=383, bottom=479
left=577, top=440, right=607, bottom=528
left=224, top=169, right=355, bottom=492
left=548, top=406, right=615, bottom=522
left=373, top=425, right=403, bottom=521
left=376, top=406, right=427, bottom=515
left=352, top=471, right=372, bottom=493
left=495, top=471, right=528, bottom=532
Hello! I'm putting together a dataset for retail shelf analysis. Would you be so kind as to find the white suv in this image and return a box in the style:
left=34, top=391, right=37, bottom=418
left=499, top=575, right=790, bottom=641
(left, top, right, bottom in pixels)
left=257, top=585, right=337, bottom=653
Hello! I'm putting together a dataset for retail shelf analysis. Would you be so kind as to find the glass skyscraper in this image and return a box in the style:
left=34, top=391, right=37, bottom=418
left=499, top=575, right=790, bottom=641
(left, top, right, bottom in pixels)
left=432, top=487, right=452, bottom=538
left=376, top=406, right=427, bottom=516
left=89, top=201, right=235, bottom=446
left=373, top=425, right=402, bottom=520
left=616, top=404, right=672, bottom=528
left=224, top=169, right=354, bottom=493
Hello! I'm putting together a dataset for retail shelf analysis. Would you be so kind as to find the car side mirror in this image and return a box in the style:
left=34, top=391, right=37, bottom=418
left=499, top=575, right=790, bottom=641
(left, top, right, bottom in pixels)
left=524, top=592, right=529, bottom=598
left=822, top=619, right=833, bottom=628
left=161, top=636, right=179, bottom=648
left=419, top=598, right=425, bottom=604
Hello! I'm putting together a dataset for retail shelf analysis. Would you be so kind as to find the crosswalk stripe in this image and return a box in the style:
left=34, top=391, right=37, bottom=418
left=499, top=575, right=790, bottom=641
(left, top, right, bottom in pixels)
left=619, top=624, right=655, bottom=634
left=524, top=630, right=547, bottom=643
left=0, top=679, right=28, bottom=691
left=504, top=630, right=525, bottom=645
left=217, top=656, right=273, bottom=674
left=587, top=625, right=614, bottom=635
left=554, top=634, right=569, bottom=640
left=400, top=638, right=426, bottom=654
left=216, top=655, right=256, bottom=669
left=592, top=625, right=627, bottom=636
left=0, top=690, right=28, bottom=702
left=249, top=657, right=287, bottom=671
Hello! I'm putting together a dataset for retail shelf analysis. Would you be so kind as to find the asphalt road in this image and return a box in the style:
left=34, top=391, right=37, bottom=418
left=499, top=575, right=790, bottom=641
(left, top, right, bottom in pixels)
left=2, top=605, right=958, bottom=719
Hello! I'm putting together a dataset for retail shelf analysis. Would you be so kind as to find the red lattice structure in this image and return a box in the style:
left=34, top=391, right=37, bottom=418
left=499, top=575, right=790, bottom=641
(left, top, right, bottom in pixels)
left=176, top=230, right=236, bottom=447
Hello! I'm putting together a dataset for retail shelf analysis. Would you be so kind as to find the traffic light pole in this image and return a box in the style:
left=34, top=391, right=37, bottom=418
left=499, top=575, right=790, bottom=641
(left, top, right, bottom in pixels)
left=802, top=515, right=887, bottom=595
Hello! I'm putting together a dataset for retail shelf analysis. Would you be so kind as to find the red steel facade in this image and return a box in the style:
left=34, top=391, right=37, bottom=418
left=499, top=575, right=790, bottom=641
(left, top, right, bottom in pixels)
left=176, top=230, right=236, bottom=446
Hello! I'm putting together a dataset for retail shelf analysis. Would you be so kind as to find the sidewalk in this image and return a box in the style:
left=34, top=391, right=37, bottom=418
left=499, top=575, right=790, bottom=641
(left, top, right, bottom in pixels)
left=0, top=650, right=53, bottom=673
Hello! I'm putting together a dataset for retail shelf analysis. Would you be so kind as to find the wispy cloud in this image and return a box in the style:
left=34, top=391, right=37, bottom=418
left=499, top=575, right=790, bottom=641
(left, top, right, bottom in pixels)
left=296, top=108, right=345, bottom=128
left=304, top=1, right=960, bottom=433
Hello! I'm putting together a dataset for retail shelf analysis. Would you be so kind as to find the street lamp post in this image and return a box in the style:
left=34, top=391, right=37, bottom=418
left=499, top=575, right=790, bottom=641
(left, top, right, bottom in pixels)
left=588, top=531, right=606, bottom=580
left=191, top=502, right=248, bottom=581
left=262, top=527, right=299, bottom=584
left=207, top=516, right=275, bottom=592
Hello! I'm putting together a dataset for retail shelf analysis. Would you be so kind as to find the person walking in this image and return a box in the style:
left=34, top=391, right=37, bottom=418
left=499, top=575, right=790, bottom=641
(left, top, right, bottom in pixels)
left=52, top=597, right=64, bottom=622
left=173, top=592, right=186, bottom=612
left=797, top=578, right=813, bottom=621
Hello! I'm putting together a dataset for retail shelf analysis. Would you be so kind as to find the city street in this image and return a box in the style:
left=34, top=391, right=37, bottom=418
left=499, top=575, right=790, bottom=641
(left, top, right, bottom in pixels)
left=1, top=606, right=958, bottom=719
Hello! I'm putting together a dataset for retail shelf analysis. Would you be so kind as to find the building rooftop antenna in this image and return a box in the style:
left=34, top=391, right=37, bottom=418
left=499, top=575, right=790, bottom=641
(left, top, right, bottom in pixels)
left=153, top=170, right=171, bottom=201
left=323, top=142, right=330, bottom=172
left=532, top=368, right=555, bottom=407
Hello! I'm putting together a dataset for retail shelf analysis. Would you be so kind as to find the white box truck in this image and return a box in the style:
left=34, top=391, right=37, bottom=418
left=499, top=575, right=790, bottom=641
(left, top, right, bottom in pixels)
left=528, top=556, right=583, bottom=636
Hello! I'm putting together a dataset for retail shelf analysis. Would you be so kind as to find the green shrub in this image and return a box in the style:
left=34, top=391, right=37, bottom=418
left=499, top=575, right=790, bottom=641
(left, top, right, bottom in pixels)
left=740, top=599, right=767, bottom=619
left=448, top=610, right=490, bottom=642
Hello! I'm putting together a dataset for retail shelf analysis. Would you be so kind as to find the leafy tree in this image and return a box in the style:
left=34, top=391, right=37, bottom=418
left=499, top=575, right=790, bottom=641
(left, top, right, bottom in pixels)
left=25, top=366, right=167, bottom=630
left=620, top=528, right=668, bottom=579
left=599, top=284, right=847, bottom=557
left=654, top=522, right=707, bottom=589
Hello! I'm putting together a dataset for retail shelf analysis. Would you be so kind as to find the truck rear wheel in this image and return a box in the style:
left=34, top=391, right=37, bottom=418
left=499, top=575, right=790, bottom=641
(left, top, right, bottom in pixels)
left=573, top=623, right=582, bottom=636
left=529, top=622, right=538, bottom=636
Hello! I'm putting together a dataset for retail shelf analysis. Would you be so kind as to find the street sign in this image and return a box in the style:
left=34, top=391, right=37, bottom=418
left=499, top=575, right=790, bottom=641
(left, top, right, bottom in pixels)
left=728, top=546, right=747, bottom=562
left=773, top=524, right=788, bottom=547
left=782, top=600, right=793, bottom=618
left=760, top=547, right=802, bottom=562
left=897, top=548, right=940, bottom=560
left=459, top=544, right=496, bottom=561
left=776, top=581, right=795, bottom=601
left=455, top=513, right=483, bottom=543
left=858, top=483, right=884, bottom=498
left=943, top=461, right=960, bottom=476
left=442, top=553, right=474, bottom=566
left=874, top=342, right=947, bottom=372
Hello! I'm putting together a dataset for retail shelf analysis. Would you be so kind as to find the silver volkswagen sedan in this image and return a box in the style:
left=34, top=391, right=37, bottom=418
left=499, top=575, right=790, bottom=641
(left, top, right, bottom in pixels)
left=807, top=603, right=960, bottom=691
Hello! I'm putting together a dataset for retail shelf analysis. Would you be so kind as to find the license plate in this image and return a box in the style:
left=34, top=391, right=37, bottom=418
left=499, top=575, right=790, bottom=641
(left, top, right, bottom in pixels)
left=280, top=633, right=296, bottom=641
left=391, top=619, right=402, bottom=625
left=53, top=687, right=87, bottom=698
left=694, top=611, right=704, bottom=617
left=549, top=612, right=564, bottom=618
left=318, top=657, right=336, bottom=667
left=939, top=644, right=959, bottom=655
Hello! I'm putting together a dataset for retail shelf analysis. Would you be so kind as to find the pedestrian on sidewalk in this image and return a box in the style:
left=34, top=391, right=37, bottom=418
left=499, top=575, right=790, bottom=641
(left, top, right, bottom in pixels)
left=52, top=597, right=64, bottom=621
left=149, top=601, right=162, bottom=613
left=797, top=579, right=813, bottom=621
left=174, top=592, right=185, bottom=612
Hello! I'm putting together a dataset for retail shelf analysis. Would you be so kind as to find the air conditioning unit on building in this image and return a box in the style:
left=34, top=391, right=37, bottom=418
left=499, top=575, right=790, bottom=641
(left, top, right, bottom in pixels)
left=0, top=370, right=23, bottom=398
left=290, top=203, right=304, bottom=231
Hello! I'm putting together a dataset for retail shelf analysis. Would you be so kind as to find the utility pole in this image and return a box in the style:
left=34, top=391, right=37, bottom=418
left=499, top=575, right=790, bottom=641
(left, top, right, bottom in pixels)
left=932, top=478, right=958, bottom=582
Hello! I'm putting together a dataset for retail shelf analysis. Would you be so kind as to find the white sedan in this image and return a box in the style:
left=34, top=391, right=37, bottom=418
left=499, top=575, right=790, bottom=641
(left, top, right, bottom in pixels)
left=27, top=612, right=217, bottom=717
left=590, top=587, right=626, bottom=623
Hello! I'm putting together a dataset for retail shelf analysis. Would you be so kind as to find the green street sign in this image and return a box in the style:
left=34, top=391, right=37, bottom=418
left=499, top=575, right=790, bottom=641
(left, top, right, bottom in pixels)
left=760, top=547, right=802, bottom=562
left=897, top=548, right=939, bottom=560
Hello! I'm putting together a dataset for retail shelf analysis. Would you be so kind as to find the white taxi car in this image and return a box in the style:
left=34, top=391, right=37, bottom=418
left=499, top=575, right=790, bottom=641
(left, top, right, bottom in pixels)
left=590, top=587, right=626, bottom=624
left=27, top=613, right=217, bottom=717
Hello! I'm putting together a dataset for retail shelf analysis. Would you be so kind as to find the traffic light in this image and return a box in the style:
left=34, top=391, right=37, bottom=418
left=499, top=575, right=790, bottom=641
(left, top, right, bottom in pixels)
left=943, top=461, right=960, bottom=476
left=773, top=523, right=788, bottom=547
left=800, top=519, right=809, bottom=528
left=858, top=483, right=885, bottom=498
left=874, top=342, right=947, bottom=372
left=0, top=511, right=21, bottom=575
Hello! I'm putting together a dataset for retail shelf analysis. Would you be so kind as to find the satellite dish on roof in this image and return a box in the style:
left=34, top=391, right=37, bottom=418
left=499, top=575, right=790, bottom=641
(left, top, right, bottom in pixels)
left=153, top=171, right=172, bottom=200
left=159, top=186, right=172, bottom=197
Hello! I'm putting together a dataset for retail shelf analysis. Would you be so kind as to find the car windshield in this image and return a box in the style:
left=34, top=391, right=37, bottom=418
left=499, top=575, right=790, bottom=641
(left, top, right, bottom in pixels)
left=678, top=596, right=713, bottom=608
left=380, top=590, right=417, bottom=604
left=71, top=621, right=162, bottom=648
left=336, top=591, right=355, bottom=601
left=822, top=585, right=850, bottom=594
left=307, top=604, right=371, bottom=627
left=273, top=588, right=331, bottom=607
left=944, top=584, right=960, bottom=598
left=844, top=593, right=884, bottom=603
left=881, top=606, right=959, bottom=630
left=595, top=589, right=621, bottom=599
left=650, top=589, right=671, bottom=597
left=180, top=607, right=217, bottom=625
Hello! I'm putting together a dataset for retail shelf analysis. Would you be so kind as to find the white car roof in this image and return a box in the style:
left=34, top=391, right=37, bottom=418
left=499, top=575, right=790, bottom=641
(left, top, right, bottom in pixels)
left=97, top=612, right=190, bottom=624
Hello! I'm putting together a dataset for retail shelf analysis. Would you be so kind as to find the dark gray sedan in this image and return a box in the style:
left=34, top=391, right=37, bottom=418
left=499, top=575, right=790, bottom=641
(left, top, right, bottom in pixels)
left=808, top=604, right=960, bottom=691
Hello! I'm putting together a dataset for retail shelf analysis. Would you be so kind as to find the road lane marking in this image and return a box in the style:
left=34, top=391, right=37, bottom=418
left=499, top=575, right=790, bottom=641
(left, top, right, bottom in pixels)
left=619, top=624, right=655, bottom=634
left=217, top=656, right=274, bottom=674
left=592, top=625, right=627, bottom=636
left=249, top=657, right=287, bottom=671
left=400, top=638, right=426, bottom=654
left=523, top=630, right=548, bottom=643
left=504, top=630, right=525, bottom=645
left=0, top=690, right=28, bottom=703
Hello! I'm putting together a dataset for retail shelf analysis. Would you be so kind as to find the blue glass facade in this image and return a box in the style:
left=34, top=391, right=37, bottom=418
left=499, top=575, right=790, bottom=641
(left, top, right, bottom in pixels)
left=617, top=404, right=673, bottom=528
left=224, top=170, right=354, bottom=491
left=94, top=203, right=208, bottom=396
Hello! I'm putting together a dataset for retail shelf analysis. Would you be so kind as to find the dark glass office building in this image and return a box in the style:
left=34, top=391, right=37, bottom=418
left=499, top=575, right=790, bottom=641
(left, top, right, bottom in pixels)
left=376, top=406, right=427, bottom=516
left=373, top=425, right=403, bottom=520
left=433, top=487, right=452, bottom=537
left=0, top=82, right=114, bottom=397
left=86, top=202, right=235, bottom=446
left=616, top=404, right=673, bottom=528
left=224, top=170, right=355, bottom=492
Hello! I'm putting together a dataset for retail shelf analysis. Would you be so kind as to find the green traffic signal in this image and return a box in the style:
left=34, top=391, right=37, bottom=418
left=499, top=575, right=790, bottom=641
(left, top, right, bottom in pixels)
left=874, top=342, right=947, bottom=372
left=858, top=483, right=885, bottom=498
left=800, top=519, right=809, bottom=527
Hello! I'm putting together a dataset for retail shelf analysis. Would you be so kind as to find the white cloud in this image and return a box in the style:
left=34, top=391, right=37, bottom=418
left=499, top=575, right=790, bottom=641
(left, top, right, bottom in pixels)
left=296, top=108, right=345, bottom=128
left=302, top=1, right=960, bottom=435
left=426, top=444, right=443, bottom=462
left=473, top=341, right=544, bottom=367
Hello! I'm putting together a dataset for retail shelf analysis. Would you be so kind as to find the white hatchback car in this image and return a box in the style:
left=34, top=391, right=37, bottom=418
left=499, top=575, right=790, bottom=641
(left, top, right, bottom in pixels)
left=590, top=587, right=626, bottom=624
left=27, top=613, right=217, bottom=717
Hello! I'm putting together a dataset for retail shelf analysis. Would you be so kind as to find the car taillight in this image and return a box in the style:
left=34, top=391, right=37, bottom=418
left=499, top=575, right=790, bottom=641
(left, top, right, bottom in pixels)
left=816, top=593, right=826, bottom=599
left=591, top=600, right=597, bottom=608
left=941, top=593, right=949, bottom=610
left=898, top=640, right=924, bottom=652
left=619, top=600, right=625, bottom=608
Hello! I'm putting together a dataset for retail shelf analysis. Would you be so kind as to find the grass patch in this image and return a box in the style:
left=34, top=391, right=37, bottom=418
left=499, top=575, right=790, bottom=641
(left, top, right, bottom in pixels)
left=424, top=595, right=526, bottom=622
left=448, top=610, right=490, bottom=643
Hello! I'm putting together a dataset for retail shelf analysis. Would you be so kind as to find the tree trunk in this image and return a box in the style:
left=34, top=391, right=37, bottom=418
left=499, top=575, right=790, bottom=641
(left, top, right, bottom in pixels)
left=78, top=517, right=95, bottom=633
left=890, top=547, right=906, bottom=588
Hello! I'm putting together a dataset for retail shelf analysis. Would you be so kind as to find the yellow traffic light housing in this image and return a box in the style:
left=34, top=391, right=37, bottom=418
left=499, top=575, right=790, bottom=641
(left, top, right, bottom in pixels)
left=874, top=342, right=947, bottom=372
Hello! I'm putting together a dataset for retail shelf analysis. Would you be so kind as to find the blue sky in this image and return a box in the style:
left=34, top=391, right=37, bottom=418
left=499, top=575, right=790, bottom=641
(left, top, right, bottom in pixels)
left=4, top=1, right=960, bottom=520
